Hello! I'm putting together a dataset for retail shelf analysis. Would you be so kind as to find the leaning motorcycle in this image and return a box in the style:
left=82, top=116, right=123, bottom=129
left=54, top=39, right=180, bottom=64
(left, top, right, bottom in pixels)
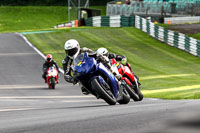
left=72, top=52, right=130, bottom=105
left=111, top=58, right=143, bottom=101
left=46, top=65, right=59, bottom=89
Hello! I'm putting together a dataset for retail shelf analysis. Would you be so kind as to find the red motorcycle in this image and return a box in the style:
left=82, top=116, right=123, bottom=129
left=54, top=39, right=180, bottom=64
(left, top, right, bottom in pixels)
left=46, top=65, right=59, bottom=89
left=111, top=58, right=143, bottom=101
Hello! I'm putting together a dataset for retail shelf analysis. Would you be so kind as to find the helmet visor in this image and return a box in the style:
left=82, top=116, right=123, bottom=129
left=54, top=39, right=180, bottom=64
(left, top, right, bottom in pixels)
left=65, top=47, right=78, bottom=57
left=104, top=52, right=109, bottom=57
left=47, top=58, right=51, bottom=62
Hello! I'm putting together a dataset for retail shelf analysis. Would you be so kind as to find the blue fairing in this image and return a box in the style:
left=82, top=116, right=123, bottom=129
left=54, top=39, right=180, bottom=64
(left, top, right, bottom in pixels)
left=74, top=53, right=96, bottom=76
left=73, top=52, right=119, bottom=99
left=97, top=63, right=119, bottom=98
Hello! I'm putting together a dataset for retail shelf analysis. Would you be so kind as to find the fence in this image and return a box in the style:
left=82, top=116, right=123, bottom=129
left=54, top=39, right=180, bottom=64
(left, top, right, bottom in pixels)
left=135, top=15, right=200, bottom=57
left=107, top=1, right=200, bottom=16
left=164, top=16, right=200, bottom=24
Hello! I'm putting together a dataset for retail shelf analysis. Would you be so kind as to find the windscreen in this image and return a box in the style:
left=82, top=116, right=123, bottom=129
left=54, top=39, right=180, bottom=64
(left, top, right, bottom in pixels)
left=74, top=53, right=84, bottom=66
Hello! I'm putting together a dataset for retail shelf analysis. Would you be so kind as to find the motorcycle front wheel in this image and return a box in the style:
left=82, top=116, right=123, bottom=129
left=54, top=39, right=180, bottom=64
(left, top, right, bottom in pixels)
left=49, top=77, right=56, bottom=89
left=133, top=80, right=143, bottom=101
left=91, top=78, right=116, bottom=105
left=124, top=82, right=140, bottom=101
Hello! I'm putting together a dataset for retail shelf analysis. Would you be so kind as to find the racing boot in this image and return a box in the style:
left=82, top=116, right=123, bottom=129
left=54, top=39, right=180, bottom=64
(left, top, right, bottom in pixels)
left=115, top=74, right=122, bottom=80
left=81, top=86, right=90, bottom=95
left=112, top=71, right=122, bottom=80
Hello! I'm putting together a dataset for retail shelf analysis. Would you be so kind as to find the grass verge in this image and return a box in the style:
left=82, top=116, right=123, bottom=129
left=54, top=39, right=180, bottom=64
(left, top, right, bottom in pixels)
left=188, top=33, right=200, bottom=40
left=25, top=27, right=200, bottom=100
left=0, top=6, right=106, bottom=33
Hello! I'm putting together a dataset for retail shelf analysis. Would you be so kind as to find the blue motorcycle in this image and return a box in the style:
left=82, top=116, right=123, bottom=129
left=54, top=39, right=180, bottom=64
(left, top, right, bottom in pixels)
left=72, top=52, right=130, bottom=105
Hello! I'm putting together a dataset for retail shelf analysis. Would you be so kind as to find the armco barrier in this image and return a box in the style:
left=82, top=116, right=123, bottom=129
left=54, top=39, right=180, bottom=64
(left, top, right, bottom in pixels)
left=85, top=15, right=135, bottom=27
left=85, top=15, right=200, bottom=57
left=135, top=15, right=200, bottom=57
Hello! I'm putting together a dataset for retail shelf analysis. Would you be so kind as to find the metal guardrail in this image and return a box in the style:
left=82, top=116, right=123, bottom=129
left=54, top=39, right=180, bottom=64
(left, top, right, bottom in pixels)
left=85, top=15, right=135, bottom=27
left=164, top=16, right=200, bottom=24
left=135, top=15, right=200, bottom=57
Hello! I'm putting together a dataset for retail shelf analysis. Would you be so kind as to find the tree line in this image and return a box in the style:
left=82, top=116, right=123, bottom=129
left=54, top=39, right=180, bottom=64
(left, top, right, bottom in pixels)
left=0, top=0, right=111, bottom=6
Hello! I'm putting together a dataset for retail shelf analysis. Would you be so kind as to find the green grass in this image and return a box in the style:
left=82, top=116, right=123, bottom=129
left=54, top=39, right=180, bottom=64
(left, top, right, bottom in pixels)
left=156, top=23, right=171, bottom=28
left=189, top=33, right=200, bottom=40
left=25, top=27, right=200, bottom=100
left=0, top=6, right=106, bottom=33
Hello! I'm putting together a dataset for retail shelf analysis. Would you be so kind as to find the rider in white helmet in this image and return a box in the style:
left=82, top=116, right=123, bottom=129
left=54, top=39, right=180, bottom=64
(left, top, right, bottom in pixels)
left=62, top=39, right=94, bottom=94
left=96, top=47, right=128, bottom=79
left=96, top=48, right=128, bottom=65
left=96, top=47, right=139, bottom=81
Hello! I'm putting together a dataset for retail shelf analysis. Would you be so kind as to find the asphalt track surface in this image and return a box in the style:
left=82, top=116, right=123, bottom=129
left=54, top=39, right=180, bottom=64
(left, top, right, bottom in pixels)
left=0, top=33, right=200, bottom=133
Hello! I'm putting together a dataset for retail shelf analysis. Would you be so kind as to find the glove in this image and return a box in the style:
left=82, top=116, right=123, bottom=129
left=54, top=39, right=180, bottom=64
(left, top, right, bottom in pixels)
left=121, top=58, right=127, bottom=65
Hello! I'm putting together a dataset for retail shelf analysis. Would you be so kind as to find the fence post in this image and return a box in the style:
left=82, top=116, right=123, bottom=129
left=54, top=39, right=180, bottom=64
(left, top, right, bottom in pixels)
left=173, top=32, right=179, bottom=48
left=146, top=21, right=150, bottom=35
left=129, top=16, right=135, bottom=27
left=184, top=36, right=190, bottom=52
left=154, top=25, right=159, bottom=40
left=101, top=16, right=110, bottom=27
left=164, top=29, right=168, bottom=44
left=197, top=41, right=200, bottom=57
left=140, top=17, right=142, bottom=31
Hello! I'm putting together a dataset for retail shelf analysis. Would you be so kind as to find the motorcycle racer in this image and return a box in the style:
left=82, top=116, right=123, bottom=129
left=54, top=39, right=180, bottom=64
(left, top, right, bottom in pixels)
left=62, top=39, right=95, bottom=95
left=42, top=54, right=59, bottom=83
left=62, top=39, right=122, bottom=95
left=62, top=39, right=94, bottom=83
left=96, top=47, right=127, bottom=65
left=96, top=47, right=139, bottom=81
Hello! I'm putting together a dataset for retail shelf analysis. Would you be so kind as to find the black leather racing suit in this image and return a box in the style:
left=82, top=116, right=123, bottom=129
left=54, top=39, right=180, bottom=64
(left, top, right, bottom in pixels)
left=42, top=60, right=59, bottom=80
left=108, top=53, right=126, bottom=61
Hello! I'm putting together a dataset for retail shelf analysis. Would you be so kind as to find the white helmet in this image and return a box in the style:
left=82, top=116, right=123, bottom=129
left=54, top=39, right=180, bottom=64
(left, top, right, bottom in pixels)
left=96, top=47, right=109, bottom=57
left=64, top=39, right=80, bottom=58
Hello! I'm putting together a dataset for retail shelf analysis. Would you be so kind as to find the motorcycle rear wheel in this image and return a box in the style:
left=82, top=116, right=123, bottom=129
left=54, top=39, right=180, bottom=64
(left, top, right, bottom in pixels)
left=91, top=78, right=116, bottom=105
left=118, top=88, right=130, bottom=104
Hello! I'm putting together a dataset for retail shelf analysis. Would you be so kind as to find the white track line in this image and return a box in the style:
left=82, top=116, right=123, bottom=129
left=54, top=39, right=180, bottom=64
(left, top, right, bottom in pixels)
left=0, top=95, right=95, bottom=99
left=0, top=108, right=36, bottom=112
left=0, top=53, right=37, bottom=56
left=0, top=84, right=72, bottom=89
left=62, top=99, right=101, bottom=103
left=16, top=33, right=64, bottom=74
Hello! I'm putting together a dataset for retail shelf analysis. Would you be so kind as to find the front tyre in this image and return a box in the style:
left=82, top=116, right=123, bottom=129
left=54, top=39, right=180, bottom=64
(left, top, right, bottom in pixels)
left=125, top=83, right=140, bottom=101
left=49, top=77, right=55, bottom=89
left=133, top=77, right=143, bottom=101
left=91, top=78, right=116, bottom=105
left=138, top=90, right=143, bottom=101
